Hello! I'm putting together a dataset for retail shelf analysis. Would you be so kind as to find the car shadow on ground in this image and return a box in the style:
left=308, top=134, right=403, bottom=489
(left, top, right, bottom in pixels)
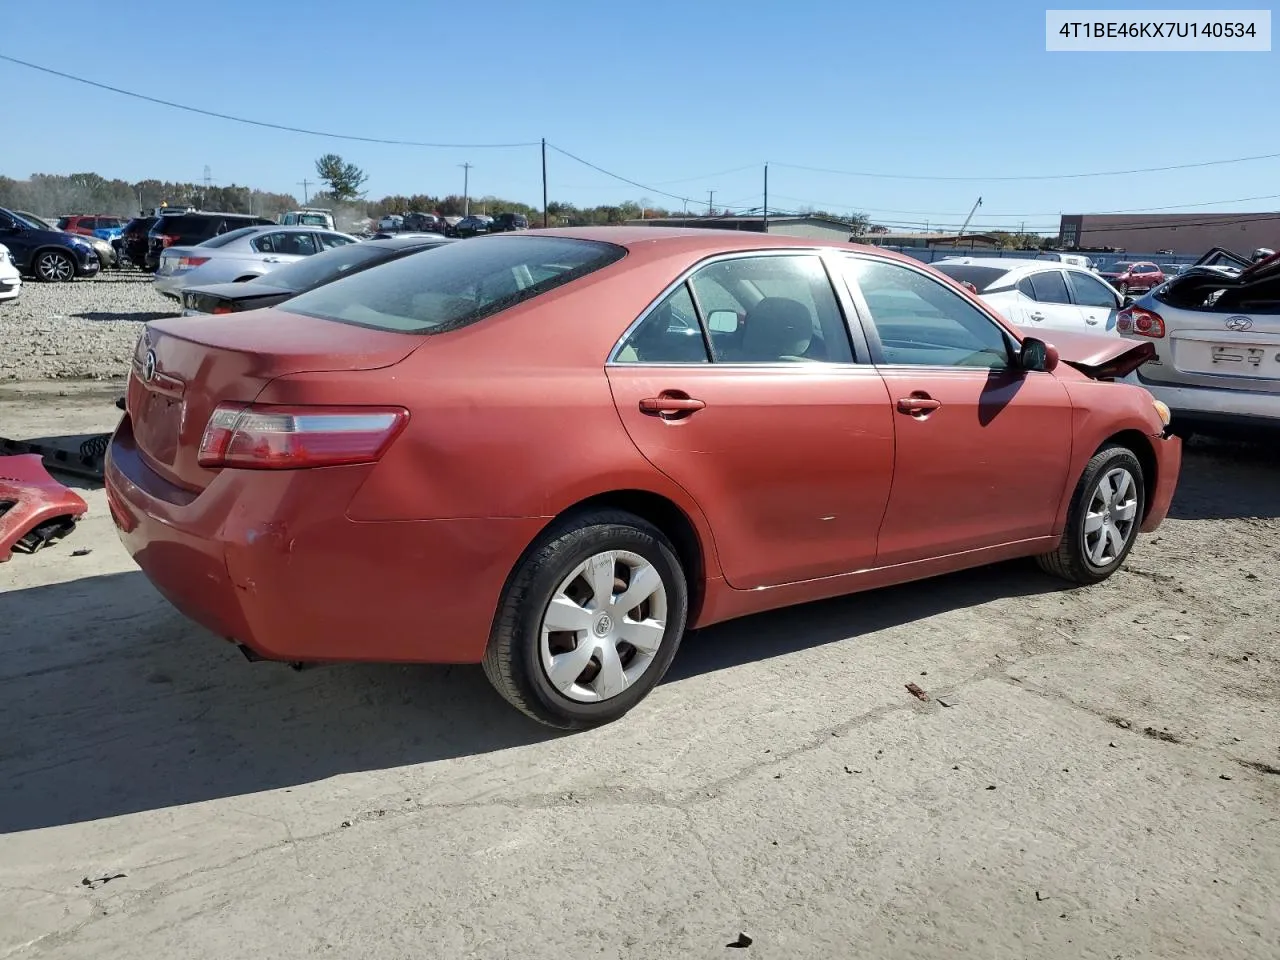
left=0, top=559, right=1065, bottom=834
left=73, top=311, right=175, bottom=323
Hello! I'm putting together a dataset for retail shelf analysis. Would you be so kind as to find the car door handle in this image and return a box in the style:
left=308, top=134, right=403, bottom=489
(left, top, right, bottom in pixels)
left=639, top=392, right=705, bottom=420
left=896, top=394, right=941, bottom=416
left=1085, top=317, right=1099, bottom=325
left=1029, top=312, right=1045, bottom=321
left=262, top=256, right=280, bottom=263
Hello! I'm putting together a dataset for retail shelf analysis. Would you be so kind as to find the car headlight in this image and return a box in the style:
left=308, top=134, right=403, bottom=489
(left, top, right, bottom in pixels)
left=1152, top=399, right=1171, bottom=426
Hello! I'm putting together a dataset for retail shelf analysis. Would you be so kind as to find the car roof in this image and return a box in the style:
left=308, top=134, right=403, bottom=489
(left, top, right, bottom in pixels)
left=365, top=235, right=453, bottom=248
left=932, top=255, right=1102, bottom=279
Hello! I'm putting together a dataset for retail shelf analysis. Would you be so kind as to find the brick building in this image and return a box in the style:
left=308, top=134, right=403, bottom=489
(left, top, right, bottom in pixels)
left=1059, top=212, right=1280, bottom=256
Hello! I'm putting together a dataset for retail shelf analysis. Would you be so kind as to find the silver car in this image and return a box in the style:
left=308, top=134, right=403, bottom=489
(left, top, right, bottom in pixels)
left=153, top=225, right=359, bottom=299
left=1118, top=253, right=1280, bottom=434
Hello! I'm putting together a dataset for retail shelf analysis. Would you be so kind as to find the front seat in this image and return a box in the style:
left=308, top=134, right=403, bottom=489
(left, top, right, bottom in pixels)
left=739, top=297, right=813, bottom=361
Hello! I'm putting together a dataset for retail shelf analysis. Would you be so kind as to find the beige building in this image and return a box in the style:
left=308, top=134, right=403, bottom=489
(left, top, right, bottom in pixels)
left=1059, top=212, right=1280, bottom=256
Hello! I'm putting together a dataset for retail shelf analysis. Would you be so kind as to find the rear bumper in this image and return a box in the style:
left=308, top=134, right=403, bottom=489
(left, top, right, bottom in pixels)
left=1123, top=369, right=1280, bottom=425
left=1141, top=431, right=1181, bottom=533
left=104, top=415, right=546, bottom=664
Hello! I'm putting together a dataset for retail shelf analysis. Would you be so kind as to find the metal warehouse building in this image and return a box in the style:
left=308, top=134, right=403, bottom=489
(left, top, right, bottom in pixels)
left=1059, top=212, right=1280, bottom=256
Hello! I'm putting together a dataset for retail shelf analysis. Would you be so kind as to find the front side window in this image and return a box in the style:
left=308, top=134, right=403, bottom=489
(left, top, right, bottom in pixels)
left=844, top=257, right=1011, bottom=370
left=319, top=232, right=356, bottom=249
left=284, top=235, right=625, bottom=333
left=1068, top=271, right=1119, bottom=308
left=688, top=255, right=854, bottom=363
left=615, top=284, right=709, bottom=363
left=1027, top=270, right=1072, bottom=304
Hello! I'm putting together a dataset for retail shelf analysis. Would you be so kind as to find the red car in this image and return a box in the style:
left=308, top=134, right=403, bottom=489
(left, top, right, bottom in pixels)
left=106, top=229, right=1182, bottom=728
left=1100, top=261, right=1165, bottom=296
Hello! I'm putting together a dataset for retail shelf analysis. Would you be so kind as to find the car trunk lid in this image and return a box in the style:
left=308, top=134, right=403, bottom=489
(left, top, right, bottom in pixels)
left=126, top=310, right=423, bottom=491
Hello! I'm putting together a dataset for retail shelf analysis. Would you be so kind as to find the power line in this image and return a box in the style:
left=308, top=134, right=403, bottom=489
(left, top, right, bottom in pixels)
left=545, top=143, right=703, bottom=206
left=0, top=53, right=539, bottom=149
left=772, top=149, right=1280, bottom=182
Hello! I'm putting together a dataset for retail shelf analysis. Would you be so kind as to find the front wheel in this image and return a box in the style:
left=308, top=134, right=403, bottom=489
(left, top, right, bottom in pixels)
left=1118, top=282, right=1129, bottom=296
left=1037, top=445, right=1145, bottom=585
left=34, top=250, right=76, bottom=283
left=483, top=510, right=688, bottom=729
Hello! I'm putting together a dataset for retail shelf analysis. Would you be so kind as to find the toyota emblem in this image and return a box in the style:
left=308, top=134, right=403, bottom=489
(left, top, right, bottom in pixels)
left=1225, top=316, right=1253, bottom=332
left=142, top=349, right=158, bottom=382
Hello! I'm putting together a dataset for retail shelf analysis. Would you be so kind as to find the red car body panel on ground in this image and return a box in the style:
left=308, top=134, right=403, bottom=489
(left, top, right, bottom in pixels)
left=106, top=228, right=1182, bottom=670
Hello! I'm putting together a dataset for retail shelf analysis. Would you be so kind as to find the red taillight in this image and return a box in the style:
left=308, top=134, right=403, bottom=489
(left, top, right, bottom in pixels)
left=211, top=305, right=235, bottom=315
left=178, top=256, right=210, bottom=268
left=1116, top=306, right=1166, bottom=338
left=197, top=404, right=409, bottom=470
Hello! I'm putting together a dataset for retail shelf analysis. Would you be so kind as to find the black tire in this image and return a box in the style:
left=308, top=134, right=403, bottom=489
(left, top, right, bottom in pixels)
left=33, top=249, right=76, bottom=283
left=1037, top=444, right=1145, bottom=585
left=482, top=509, right=688, bottom=729
left=1118, top=281, right=1129, bottom=296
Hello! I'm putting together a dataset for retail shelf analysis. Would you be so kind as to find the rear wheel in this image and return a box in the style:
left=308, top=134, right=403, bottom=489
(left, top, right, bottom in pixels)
left=34, top=250, right=75, bottom=283
left=1037, top=445, right=1145, bottom=585
left=1118, top=281, right=1129, bottom=296
left=483, top=510, right=688, bottom=729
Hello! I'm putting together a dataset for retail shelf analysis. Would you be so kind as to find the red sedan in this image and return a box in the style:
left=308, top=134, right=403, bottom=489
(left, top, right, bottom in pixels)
left=106, top=229, right=1182, bottom=728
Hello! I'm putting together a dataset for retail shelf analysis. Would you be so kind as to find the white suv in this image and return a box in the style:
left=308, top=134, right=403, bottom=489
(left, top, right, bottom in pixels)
left=1116, top=253, right=1280, bottom=435
left=931, top=257, right=1126, bottom=335
left=0, top=243, right=21, bottom=303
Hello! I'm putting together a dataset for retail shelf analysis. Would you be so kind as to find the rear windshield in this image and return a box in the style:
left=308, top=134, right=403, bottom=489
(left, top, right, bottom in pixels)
left=198, top=227, right=262, bottom=248
left=251, top=240, right=425, bottom=293
left=284, top=235, right=625, bottom=333
left=930, top=264, right=1009, bottom=292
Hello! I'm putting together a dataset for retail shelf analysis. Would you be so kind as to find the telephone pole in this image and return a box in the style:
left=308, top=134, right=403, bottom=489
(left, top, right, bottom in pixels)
left=762, top=164, right=769, bottom=234
left=707, top=190, right=715, bottom=215
left=541, top=140, right=548, bottom=229
left=297, top=179, right=312, bottom=204
left=460, top=162, right=473, bottom=216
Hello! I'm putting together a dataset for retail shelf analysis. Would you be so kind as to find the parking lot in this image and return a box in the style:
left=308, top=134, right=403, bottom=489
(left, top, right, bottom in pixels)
left=1, top=375, right=1277, bottom=959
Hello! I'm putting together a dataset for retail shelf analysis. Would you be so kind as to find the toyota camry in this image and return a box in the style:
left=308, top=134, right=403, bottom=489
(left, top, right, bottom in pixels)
left=106, top=229, right=1182, bottom=728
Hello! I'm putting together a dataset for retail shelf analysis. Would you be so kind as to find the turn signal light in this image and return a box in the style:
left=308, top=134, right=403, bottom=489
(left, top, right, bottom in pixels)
left=198, top=404, right=409, bottom=470
left=1117, top=306, right=1166, bottom=338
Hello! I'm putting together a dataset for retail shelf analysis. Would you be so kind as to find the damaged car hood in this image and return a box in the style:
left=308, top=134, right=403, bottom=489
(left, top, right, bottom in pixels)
left=1041, top=330, right=1156, bottom=380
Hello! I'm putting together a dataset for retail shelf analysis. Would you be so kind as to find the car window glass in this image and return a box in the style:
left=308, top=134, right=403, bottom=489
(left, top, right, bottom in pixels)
left=253, top=232, right=289, bottom=253
left=615, top=284, right=709, bottom=363
left=200, top=226, right=259, bottom=248
left=99, top=218, right=122, bottom=229
left=55, top=217, right=70, bottom=230
left=1016, top=276, right=1035, bottom=298
left=274, top=233, right=319, bottom=256
left=689, top=255, right=853, bottom=363
left=319, top=233, right=356, bottom=249
left=1028, top=270, right=1072, bottom=304
left=845, top=258, right=1011, bottom=370
left=1068, top=271, right=1118, bottom=308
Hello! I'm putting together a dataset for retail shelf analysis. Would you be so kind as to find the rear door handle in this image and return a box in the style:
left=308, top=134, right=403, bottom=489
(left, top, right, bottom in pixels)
left=639, top=392, right=705, bottom=420
left=1029, top=312, right=1045, bottom=321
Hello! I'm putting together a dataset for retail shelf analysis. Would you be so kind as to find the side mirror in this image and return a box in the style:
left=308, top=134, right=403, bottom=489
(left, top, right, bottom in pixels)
left=1020, top=337, right=1059, bottom=373
left=706, top=310, right=739, bottom=334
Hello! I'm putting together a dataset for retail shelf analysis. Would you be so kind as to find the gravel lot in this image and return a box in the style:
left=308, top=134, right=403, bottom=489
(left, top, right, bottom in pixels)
left=0, top=271, right=174, bottom=381
left=0, top=383, right=1276, bottom=959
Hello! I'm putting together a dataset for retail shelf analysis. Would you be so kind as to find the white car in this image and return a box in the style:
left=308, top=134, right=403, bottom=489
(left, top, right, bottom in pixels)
left=377, top=214, right=404, bottom=231
left=1117, top=253, right=1280, bottom=434
left=931, top=257, right=1126, bottom=335
left=0, top=243, right=21, bottom=303
left=153, top=226, right=359, bottom=299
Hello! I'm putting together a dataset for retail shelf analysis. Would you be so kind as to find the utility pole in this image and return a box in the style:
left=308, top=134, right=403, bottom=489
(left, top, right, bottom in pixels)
left=202, top=165, right=212, bottom=208
left=707, top=190, right=715, bottom=216
left=464, top=164, right=473, bottom=215
left=957, top=196, right=983, bottom=237
left=541, top=140, right=548, bottom=229
left=298, top=179, right=312, bottom=204
left=762, top=164, right=769, bottom=234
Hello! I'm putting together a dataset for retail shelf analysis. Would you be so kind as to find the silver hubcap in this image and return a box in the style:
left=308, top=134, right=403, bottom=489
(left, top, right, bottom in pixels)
left=1084, top=467, right=1138, bottom=567
left=539, top=550, right=668, bottom=704
left=38, top=253, right=73, bottom=281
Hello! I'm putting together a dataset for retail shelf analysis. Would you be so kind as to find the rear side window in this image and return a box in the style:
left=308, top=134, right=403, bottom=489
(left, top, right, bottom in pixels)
left=284, top=236, right=625, bottom=333
left=1027, top=271, right=1072, bottom=304
left=930, top=264, right=1009, bottom=292
left=1068, top=271, right=1119, bottom=308
left=200, top=226, right=260, bottom=248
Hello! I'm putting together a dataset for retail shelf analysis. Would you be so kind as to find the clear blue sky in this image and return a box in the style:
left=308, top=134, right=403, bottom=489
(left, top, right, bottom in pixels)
left=1, top=0, right=1275, bottom=231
